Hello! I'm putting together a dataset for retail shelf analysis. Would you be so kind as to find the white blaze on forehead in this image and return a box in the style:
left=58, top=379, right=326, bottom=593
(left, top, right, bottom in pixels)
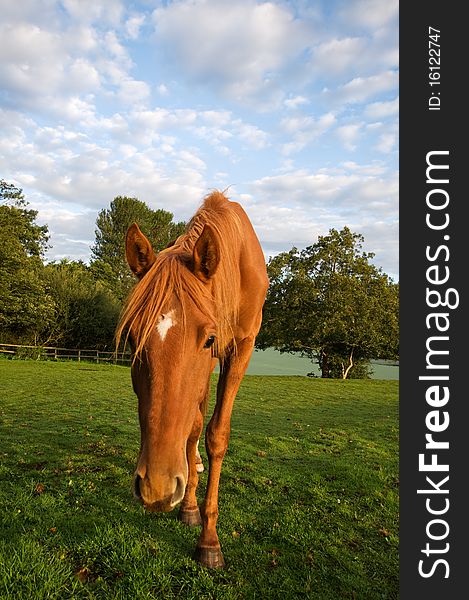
left=156, top=309, right=177, bottom=341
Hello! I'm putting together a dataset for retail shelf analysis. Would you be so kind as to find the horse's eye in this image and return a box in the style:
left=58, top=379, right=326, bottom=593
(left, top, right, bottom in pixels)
left=204, top=335, right=216, bottom=349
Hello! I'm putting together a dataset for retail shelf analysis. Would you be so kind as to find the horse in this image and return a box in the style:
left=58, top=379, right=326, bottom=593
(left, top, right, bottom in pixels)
left=115, top=191, right=268, bottom=568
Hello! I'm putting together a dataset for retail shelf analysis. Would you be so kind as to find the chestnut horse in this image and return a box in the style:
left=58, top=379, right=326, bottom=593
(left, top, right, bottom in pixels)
left=116, top=191, right=268, bottom=568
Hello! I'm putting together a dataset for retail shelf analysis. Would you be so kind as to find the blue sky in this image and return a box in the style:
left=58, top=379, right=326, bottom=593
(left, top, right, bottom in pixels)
left=0, top=0, right=398, bottom=280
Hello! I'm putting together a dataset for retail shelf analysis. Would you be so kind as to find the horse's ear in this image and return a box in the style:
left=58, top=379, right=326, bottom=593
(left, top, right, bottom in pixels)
left=192, top=224, right=220, bottom=282
left=126, top=223, right=157, bottom=279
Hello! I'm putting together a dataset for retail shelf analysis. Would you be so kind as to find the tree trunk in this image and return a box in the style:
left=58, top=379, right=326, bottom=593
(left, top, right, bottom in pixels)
left=321, top=350, right=330, bottom=378
left=342, top=349, right=354, bottom=380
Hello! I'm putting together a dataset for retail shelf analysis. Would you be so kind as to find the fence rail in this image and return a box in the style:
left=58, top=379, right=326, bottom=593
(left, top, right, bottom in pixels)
left=0, top=343, right=131, bottom=365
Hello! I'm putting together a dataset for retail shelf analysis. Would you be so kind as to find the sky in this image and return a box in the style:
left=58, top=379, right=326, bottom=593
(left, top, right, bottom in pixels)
left=0, top=0, right=399, bottom=281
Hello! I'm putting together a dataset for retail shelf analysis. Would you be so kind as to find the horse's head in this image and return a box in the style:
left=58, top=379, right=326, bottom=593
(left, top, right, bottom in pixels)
left=120, top=223, right=220, bottom=512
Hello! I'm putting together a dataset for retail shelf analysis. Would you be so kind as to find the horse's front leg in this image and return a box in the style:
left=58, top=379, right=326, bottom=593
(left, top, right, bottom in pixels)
left=178, top=408, right=203, bottom=526
left=194, top=357, right=217, bottom=475
left=194, top=337, right=255, bottom=568
left=195, top=440, right=204, bottom=473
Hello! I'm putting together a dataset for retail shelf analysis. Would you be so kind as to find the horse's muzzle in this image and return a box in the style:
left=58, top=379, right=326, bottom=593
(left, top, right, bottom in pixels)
left=133, top=473, right=186, bottom=512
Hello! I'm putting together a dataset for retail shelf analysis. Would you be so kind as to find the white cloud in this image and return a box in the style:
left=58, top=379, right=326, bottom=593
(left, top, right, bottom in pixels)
left=68, top=59, right=101, bottom=91
left=364, top=120, right=398, bottom=154
left=176, top=150, right=207, bottom=172
left=133, top=108, right=198, bottom=132
left=62, top=0, right=124, bottom=25
left=281, top=112, right=336, bottom=154
left=340, top=161, right=387, bottom=176
left=0, top=1, right=61, bottom=26
left=125, top=14, right=145, bottom=39
left=233, top=122, right=269, bottom=150
left=152, top=0, right=310, bottom=107
left=117, top=78, right=150, bottom=106
left=0, top=7, right=150, bottom=119
left=312, top=37, right=368, bottom=75
left=0, top=23, right=66, bottom=100
left=124, top=107, right=269, bottom=154
left=246, top=165, right=398, bottom=275
left=157, top=83, right=169, bottom=96
left=49, top=96, right=97, bottom=124
left=284, top=96, right=310, bottom=110
left=302, top=0, right=398, bottom=94
left=250, top=166, right=398, bottom=220
left=338, top=0, right=398, bottom=32
left=331, top=70, right=398, bottom=105
left=103, top=30, right=130, bottom=65
left=375, top=132, right=397, bottom=154
left=0, top=0, right=399, bottom=279
left=365, top=96, right=399, bottom=119
left=336, top=123, right=363, bottom=151
left=200, top=110, right=233, bottom=127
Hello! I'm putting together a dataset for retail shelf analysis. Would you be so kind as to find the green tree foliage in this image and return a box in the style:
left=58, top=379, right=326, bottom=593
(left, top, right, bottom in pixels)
left=44, top=260, right=121, bottom=350
left=0, top=180, right=54, bottom=343
left=90, top=196, right=185, bottom=301
left=0, top=184, right=187, bottom=350
left=257, top=227, right=399, bottom=379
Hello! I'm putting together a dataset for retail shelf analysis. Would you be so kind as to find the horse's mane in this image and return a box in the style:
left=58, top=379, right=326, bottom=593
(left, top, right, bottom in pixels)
left=115, top=191, right=242, bottom=362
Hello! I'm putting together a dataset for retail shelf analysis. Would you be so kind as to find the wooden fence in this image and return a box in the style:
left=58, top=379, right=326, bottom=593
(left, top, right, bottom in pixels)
left=0, top=343, right=131, bottom=366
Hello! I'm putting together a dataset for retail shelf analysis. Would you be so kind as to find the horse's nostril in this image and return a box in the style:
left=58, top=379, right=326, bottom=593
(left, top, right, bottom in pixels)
left=134, top=474, right=142, bottom=499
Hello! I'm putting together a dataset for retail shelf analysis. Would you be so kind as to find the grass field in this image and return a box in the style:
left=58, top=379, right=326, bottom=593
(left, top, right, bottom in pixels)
left=245, top=349, right=399, bottom=380
left=0, top=360, right=398, bottom=599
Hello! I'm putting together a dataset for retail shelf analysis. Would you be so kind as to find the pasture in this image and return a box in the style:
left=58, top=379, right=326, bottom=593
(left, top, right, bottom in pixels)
left=245, top=348, right=399, bottom=380
left=0, top=360, right=398, bottom=599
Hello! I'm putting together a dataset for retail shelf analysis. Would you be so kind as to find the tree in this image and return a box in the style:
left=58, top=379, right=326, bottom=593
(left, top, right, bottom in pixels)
left=0, top=184, right=188, bottom=349
left=90, top=196, right=185, bottom=301
left=44, top=260, right=121, bottom=350
left=0, top=180, right=54, bottom=343
left=257, top=227, right=399, bottom=379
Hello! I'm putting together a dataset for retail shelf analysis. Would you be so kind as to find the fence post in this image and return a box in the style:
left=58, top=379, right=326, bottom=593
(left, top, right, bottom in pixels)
left=0, top=343, right=133, bottom=367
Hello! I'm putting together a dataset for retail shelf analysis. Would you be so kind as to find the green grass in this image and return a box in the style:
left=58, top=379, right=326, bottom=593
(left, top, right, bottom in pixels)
left=0, top=360, right=398, bottom=599
left=227, top=348, right=399, bottom=379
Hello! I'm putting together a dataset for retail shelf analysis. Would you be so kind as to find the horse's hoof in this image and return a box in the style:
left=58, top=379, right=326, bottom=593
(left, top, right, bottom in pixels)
left=194, top=546, right=225, bottom=569
left=178, top=507, right=202, bottom=527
